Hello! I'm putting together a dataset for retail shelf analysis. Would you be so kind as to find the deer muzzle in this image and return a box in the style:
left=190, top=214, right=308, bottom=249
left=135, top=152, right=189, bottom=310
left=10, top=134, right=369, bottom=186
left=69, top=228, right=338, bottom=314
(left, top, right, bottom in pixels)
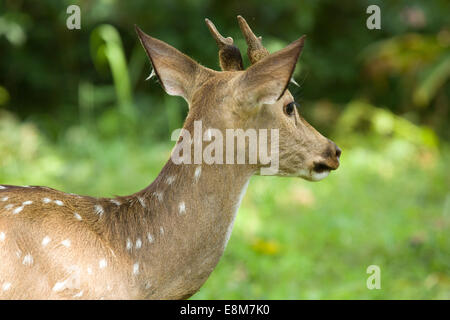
left=309, top=142, right=341, bottom=181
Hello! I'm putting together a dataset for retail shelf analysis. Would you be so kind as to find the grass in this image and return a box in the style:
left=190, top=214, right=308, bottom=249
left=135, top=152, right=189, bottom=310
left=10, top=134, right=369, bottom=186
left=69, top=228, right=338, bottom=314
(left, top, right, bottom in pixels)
left=194, top=146, right=450, bottom=299
left=1, top=111, right=449, bottom=299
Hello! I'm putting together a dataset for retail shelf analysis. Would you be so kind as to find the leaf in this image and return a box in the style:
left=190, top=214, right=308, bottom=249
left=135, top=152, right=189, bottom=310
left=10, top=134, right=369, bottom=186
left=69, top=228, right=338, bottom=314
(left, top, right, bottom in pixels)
left=90, top=24, right=135, bottom=120
left=414, top=52, right=450, bottom=107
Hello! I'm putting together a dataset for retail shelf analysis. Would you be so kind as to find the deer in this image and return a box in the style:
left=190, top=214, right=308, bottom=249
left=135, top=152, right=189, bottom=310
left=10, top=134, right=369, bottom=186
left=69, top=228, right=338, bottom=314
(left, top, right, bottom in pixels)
left=0, top=16, right=341, bottom=300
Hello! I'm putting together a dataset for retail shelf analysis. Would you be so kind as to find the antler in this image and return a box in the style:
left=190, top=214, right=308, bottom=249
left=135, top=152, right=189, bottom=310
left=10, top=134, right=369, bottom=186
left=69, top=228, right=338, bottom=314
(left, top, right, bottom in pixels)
left=205, top=18, right=243, bottom=71
left=237, top=15, right=270, bottom=65
left=238, top=15, right=301, bottom=86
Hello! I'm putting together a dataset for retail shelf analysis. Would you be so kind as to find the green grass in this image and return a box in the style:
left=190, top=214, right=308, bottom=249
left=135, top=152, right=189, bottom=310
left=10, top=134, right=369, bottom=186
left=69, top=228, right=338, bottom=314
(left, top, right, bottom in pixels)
left=194, top=146, right=450, bottom=299
left=1, top=112, right=449, bottom=299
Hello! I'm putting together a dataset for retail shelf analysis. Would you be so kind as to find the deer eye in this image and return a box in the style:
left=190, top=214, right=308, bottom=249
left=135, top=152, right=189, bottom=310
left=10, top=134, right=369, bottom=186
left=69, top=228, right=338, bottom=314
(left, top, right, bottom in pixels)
left=284, top=102, right=296, bottom=116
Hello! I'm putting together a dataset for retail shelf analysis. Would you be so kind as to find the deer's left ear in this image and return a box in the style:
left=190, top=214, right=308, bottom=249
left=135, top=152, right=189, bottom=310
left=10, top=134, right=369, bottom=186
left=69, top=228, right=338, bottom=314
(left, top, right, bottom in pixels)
left=235, top=36, right=305, bottom=107
left=136, top=25, right=214, bottom=103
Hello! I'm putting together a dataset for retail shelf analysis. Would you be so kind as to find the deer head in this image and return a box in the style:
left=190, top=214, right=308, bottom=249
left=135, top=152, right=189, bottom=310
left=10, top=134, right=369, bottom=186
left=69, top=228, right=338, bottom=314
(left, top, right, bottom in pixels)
left=136, top=16, right=340, bottom=181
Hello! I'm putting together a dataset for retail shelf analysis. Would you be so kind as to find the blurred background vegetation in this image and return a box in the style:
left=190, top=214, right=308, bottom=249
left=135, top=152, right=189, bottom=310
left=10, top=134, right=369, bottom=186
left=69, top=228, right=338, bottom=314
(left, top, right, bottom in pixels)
left=0, top=0, right=449, bottom=299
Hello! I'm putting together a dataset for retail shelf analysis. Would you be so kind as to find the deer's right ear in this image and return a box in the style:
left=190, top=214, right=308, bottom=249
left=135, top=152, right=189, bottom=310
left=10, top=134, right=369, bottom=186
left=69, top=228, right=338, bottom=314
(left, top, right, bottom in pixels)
left=135, top=25, right=214, bottom=103
left=235, top=36, right=306, bottom=108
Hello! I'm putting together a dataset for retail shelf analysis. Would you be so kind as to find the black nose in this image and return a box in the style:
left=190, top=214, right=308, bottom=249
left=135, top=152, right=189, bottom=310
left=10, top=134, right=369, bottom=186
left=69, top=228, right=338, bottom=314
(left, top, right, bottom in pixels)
left=335, top=145, right=342, bottom=160
left=327, top=140, right=341, bottom=160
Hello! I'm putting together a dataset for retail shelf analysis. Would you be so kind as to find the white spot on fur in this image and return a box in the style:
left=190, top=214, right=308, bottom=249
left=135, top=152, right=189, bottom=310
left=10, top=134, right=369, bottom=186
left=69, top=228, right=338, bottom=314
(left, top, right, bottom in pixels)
left=74, top=212, right=82, bottom=220
left=94, top=205, right=104, bottom=216
left=99, top=259, right=107, bottom=269
left=147, top=233, right=154, bottom=243
left=73, top=290, right=84, bottom=298
left=42, top=198, right=52, bottom=204
left=110, top=199, right=121, bottom=206
left=61, top=239, right=71, bottom=248
left=178, top=202, right=186, bottom=215
left=135, top=238, right=142, bottom=249
left=138, top=196, right=146, bottom=208
left=16, top=250, right=22, bottom=258
left=194, top=166, right=202, bottom=183
left=133, top=263, right=139, bottom=275
left=160, top=227, right=164, bottom=236
left=0, top=186, right=6, bottom=189
left=4, top=204, right=13, bottom=210
left=52, top=281, right=66, bottom=292
left=2, top=282, right=11, bottom=291
left=153, top=192, right=163, bottom=202
left=22, top=200, right=33, bottom=206
left=126, top=238, right=133, bottom=251
left=1, top=196, right=8, bottom=202
left=87, top=266, right=93, bottom=275
left=0, top=232, right=5, bottom=242
left=165, top=175, right=176, bottom=185
left=13, top=206, right=23, bottom=214
left=22, top=254, right=33, bottom=266
left=42, top=236, right=51, bottom=247
left=54, top=200, right=64, bottom=206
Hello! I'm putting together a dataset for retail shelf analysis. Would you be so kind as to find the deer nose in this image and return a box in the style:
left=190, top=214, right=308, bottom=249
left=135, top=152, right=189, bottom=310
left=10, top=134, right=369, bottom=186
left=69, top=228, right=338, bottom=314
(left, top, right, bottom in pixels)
left=335, top=145, right=342, bottom=160
left=312, top=141, right=341, bottom=174
left=316, top=141, right=341, bottom=171
left=328, top=140, right=341, bottom=160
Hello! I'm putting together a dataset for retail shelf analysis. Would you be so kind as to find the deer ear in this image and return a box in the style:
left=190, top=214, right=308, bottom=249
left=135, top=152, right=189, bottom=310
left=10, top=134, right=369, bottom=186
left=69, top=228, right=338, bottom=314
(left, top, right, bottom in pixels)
left=135, top=25, right=214, bottom=103
left=235, top=36, right=306, bottom=106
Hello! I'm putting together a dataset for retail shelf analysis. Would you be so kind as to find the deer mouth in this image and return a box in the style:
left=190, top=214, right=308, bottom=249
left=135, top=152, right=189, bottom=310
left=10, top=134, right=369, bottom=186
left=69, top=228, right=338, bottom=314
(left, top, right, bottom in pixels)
left=310, top=169, right=331, bottom=181
left=313, top=162, right=334, bottom=173
left=309, top=161, right=338, bottom=181
left=296, top=166, right=331, bottom=182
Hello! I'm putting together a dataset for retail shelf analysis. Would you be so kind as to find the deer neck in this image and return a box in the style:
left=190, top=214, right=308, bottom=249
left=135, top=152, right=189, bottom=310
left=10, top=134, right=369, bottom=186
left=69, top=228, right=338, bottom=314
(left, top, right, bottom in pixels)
left=119, top=159, right=254, bottom=299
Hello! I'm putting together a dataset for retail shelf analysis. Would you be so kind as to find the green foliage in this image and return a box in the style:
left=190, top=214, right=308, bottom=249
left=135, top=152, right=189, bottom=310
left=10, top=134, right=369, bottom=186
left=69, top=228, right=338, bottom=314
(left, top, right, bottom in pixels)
left=336, top=100, right=439, bottom=149
left=414, top=52, right=450, bottom=107
left=0, top=109, right=449, bottom=299
left=195, top=147, right=450, bottom=299
left=360, top=32, right=450, bottom=114
left=90, top=24, right=135, bottom=120
left=1, top=0, right=449, bottom=140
